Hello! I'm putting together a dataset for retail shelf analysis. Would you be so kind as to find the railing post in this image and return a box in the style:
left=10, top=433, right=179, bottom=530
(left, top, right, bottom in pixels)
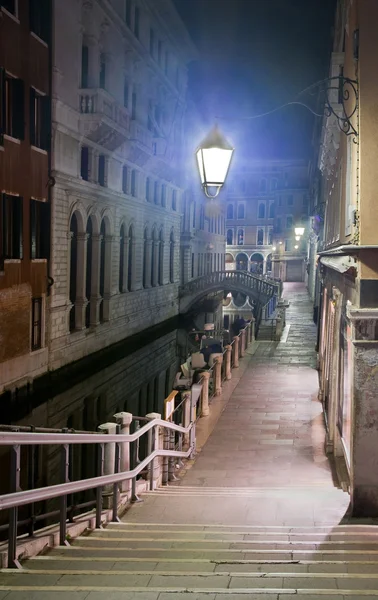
left=112, top=424, right=121, bottom=522
left=240, top=330, right=246, bottom=357
left=95, top=443, right=104, bottom=529
left=182, top=390, right=192, bottom=446
left=214, top=356, right=223, bottom=396
left=146, top=413, right=161, bottom=489
left=113, top=412, right=133, bottom=493
left=98, top=422, right=117, bottom=508
left=200, top=371, right=211, bottom=417
left=59, top=444, right=70, bottom=547
left=250, top=317, right=255, bottom=342
left=225, top=345, right=232, bottom=380
left=8, top=445, right=21, bottom=568
left=232, top=336, right=240, bottom=368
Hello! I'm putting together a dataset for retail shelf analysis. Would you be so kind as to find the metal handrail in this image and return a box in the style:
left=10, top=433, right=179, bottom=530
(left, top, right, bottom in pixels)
left=0, top=416, right=195, bottom=568
left=0, top=446, right=191, bottom=511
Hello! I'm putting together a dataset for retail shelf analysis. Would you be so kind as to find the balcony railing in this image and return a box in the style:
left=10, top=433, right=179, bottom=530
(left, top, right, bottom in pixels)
left=79, top=88, right=130, bottom=150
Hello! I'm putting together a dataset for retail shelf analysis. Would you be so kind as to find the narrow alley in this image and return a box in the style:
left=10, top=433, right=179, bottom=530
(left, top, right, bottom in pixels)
left=4, top=285, right=378, bottom=600
left=127, top=282, right=350, bottom=526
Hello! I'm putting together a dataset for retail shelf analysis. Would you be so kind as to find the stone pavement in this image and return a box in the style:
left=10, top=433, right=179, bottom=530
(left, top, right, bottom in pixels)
left=127, top=283, right=351, bottom=527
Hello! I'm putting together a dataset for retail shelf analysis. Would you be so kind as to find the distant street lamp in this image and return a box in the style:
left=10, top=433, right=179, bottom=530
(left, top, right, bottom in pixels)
left=294, top=244, right=299, bottom=250
left=196, top=125, right=234, bottom=198
left=294, top=227, right=305, bottom=237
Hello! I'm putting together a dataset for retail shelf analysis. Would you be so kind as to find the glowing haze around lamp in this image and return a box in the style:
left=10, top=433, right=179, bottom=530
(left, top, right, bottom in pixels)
left=294, top=227, right=305, bottom=236
left=196, top=125, right=234, bottom=198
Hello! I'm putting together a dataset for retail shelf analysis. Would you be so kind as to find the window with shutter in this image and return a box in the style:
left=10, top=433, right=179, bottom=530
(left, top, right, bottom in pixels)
left=81, top=46, right=89, bottom=88
left=2, top=194, right=23, bottom=259
left=29, top=0, right=50, bottom=43
left=30, top=88, right=49, bottom=149
left=1, top=0, right=17, bottom=16
left=98, top=155, right=106, bottom=186
left=30, top=199, right=50, bottom=259
left=31, top=298, right=43, bottom=351
left=81, top=147, right=89, bottom=180
left=0, top=68, right=4, bottom=145
left=4, top=75, right=25, bottom=140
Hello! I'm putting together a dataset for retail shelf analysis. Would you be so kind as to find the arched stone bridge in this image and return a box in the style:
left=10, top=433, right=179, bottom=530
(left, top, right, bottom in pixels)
left=179, top=270, right=280, bottom=314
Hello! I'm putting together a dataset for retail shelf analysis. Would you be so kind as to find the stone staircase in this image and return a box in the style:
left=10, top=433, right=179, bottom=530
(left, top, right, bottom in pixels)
left=1, top=487, right=378, bottom=599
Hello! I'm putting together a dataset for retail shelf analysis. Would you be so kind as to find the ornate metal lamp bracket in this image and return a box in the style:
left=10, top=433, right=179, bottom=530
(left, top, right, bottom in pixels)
left=323, top=76, right=359, bottom=142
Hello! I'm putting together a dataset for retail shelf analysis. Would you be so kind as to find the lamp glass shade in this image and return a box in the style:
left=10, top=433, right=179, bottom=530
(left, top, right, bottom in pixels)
left=196, top=147, right=233, bottom=187
left=196, top=126, right=234, bottom=190
left=294, top=227, right=305, bottom=236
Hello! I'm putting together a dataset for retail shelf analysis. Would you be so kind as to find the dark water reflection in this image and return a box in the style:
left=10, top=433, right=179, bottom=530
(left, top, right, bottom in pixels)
left=0, top=319, right=188, bottom=534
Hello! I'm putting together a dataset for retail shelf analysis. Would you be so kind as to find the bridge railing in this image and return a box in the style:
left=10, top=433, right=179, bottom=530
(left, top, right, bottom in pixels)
left=180, top=271, right=280, bottom=301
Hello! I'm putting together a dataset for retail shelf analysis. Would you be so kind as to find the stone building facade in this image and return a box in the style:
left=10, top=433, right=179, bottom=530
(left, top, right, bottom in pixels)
left=310, top=0, right=378, bottom=516
left=225, top=159, right=309, bottom=282
left=49, top=0, right=197, bottom=371
left=0, top=0, right=51, bottom=393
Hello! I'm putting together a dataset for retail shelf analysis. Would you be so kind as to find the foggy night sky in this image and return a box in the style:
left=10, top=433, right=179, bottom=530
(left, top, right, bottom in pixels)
left=174, top=0, right=337, bottom=159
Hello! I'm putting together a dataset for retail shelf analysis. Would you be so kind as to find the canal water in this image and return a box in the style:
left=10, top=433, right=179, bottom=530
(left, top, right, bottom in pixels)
left=0, top=317, right=193, bottom=534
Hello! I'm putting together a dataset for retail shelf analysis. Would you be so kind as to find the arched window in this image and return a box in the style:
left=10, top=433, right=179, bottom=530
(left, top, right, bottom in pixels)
left=237, top=229, right=244, bottom=245
left=268, top=229, right=273, bottom=245
left=99, top=220, right=106, bottom=322
left=143, top=228, right=149, bottom=288
left=258, top=203, right=265, bottom=218
left=226, top=229, right=233, bottom=245
left=271, top=178, right=277, bottom=191
left=131, top=170, right=137, bottom=197
left=85, top=217, right=93, bottom=328
left=151, top=228, right=157, bottom=286
left=119, top=223, right=125, bottom=292
left=158, top=230, right=164, bottom=285
left=154, top=181, right=159, bottom=204
left=259, top=179, right=267, bottom=192
left=237, top=204, right=245, bottom=219
left=161, top=184, right=167, bottom=207
left=257, top=228, right=264, bottom=245
left=169, top=230, right=175, bottom=283
left=145, top=177, right=151, bottom=201
left=122, top=166, right=128, bottom=193
left=227, top=204, right=234, bottom=219
left=269, top=203, right=275, bottom=218
left=172, top=190, right=177, bottom=211
left=69, top=213, right=78, bottom=331
left=127, top=225, right=133, bottom=291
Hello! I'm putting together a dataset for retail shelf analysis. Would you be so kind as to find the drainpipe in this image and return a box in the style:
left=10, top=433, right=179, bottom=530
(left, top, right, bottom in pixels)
left=46, top=0, right=55, bottom=364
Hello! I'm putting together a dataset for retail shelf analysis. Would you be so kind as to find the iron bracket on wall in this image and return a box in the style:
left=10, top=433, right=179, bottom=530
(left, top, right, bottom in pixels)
left=323, top=76, right=359, bottom=141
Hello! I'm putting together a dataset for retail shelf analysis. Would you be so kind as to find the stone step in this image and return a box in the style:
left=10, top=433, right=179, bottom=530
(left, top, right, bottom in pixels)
left=73, top=535, right=378, bottom=551
left=3, top=569, right=378, bottom=591
left=0, top=592, right=378, bottom=600
left=96, top=528, right=378, bottom=542
left=24, top=556, right=378, bottom=574
left=48, top=545, right=378, bottom=561
left=116, top=521, right=378, bottom=532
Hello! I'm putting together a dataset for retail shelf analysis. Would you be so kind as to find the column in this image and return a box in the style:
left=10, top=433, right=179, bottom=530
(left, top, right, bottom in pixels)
left=232, top=336, right=239, bottom=368
left=240, top=330, right=246, bottom=357
left=200, top=371, right=211, bottom=417
left=90, top=233, right=102, bottom=326
left=214, top=356, right=223, bottom=396
left=74, top=232, right=89, bottom=330
left=102, top=234, right=113, bottom=321
left=152, top=241, right=159, bottom=287
left=113, top=412, right=132, bottom=492
left=225, top=345, right=232, bottom=380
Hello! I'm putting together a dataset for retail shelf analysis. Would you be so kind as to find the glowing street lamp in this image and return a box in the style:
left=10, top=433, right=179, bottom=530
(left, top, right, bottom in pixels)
left=272, top=246, right=276, bottom=251
left=294, top=226, right=305, bottom=237
left=196, top=125, right=234, bottom=198
left=294, top=244, right=299, bottom=250
left=295, top=235, right=300, bottom=241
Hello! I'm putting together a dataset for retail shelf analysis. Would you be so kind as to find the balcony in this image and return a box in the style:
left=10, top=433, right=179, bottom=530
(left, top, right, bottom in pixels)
left=79, top=89, right=130, bottom=151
